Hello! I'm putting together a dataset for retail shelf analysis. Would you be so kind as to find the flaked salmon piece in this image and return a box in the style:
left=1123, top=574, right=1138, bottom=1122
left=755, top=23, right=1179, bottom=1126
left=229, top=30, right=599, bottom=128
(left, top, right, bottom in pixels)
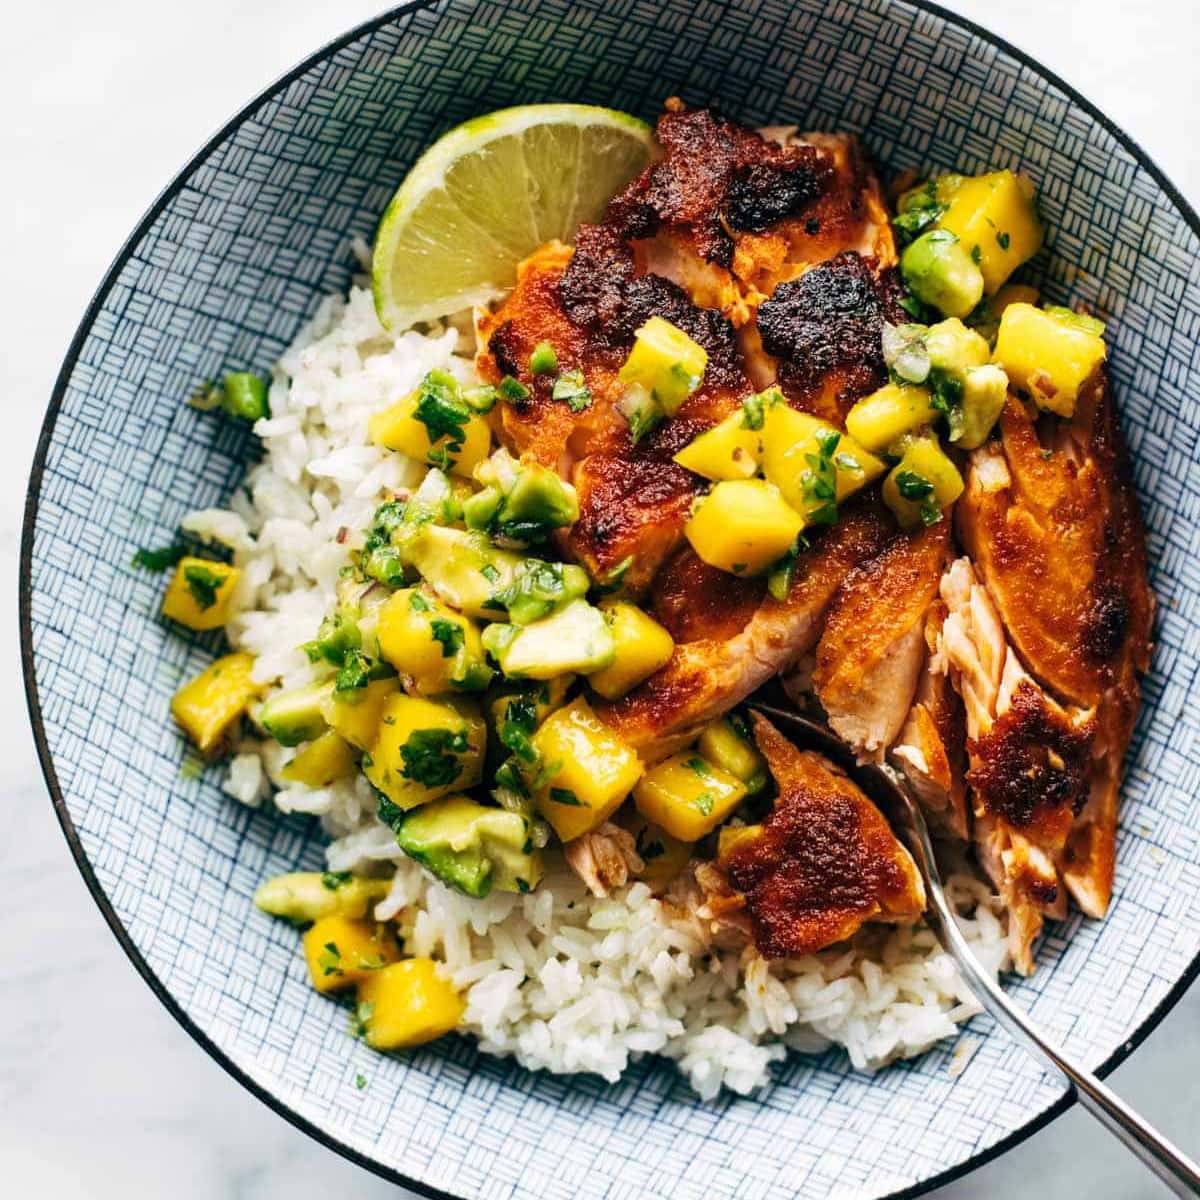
left=563, top=822, right=643, bottom=899
left=891, top=600, right=970, bottom=841
left=597, top=502, right=894, bottom=748
left=814, top=520, right=950, bottom=760
left=717, top=714, right=925, bottom=958
left=956, top=377, right=1152, bottom=917
left=938, top=558, right=1096, bottom=973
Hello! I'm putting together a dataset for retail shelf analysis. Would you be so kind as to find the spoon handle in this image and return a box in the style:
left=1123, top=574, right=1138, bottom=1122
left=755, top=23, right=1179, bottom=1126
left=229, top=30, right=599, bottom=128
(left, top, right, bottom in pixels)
left=908, top=788, right=1200, bottom=1197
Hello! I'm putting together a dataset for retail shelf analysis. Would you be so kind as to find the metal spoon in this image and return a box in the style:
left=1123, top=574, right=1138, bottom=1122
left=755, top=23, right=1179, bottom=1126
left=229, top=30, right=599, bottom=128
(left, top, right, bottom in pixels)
left=752, top=701, right=1200, bottom=1197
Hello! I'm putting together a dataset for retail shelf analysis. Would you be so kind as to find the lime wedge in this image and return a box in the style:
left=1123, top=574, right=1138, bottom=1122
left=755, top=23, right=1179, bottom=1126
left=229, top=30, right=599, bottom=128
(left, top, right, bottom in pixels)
left=372, top=104, right=655, bottom=330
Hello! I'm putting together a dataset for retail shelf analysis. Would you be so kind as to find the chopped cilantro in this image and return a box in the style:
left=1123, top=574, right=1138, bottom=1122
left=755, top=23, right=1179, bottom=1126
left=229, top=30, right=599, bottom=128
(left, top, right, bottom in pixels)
left=355, top=1073, right=368, bottom=1090
left=800, top=428, right=841, bottom=526
left=409, top=591, right=430, bottom=612
left=594, top=555, right=634, bottom=597
left=430, top=618, right=464, bottom=658
left=740, top=391, right=767, bottom=430
left=996, top=230, right=1011, bottom=250
left=479, top=562, right=500, bottom=584
left=549, top=787, right=583, bottom=807
left=319, top=940, right=344, bottom=978
left=321, top=871, right=352, bottom=891
left=894, top=470, right=935, bottom=500
left=400, top=728, right=468, bottom=788
left=552, top=368, right=592, bottom=413
left=183, top=563, right=225, bottom=610
left=376, top=793, right=406, bottom=831
left=692, top=791, right=715, bottom=816
left=352, top=1000, right=374, bottom=1040
left=412, top=370, right=471, bottom=469
left=970, top=243, right=983, bottom=265
left=500, top=693, right=539, bottom=764
left=132, top=544, right=185, bottom=572
left=685, top=757, right=714, bottom=779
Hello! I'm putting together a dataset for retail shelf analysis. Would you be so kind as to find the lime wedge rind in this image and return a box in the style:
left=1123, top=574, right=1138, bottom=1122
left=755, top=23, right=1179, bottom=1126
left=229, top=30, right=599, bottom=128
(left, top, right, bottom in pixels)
left=372, top=104, right=654, bottom=331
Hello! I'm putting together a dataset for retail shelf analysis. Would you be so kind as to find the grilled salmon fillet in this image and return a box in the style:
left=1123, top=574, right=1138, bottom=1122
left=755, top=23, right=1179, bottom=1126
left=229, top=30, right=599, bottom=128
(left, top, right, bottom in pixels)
left=717, top=714, right=925, bottom=958
left=937, top=557, right=1097, bottom=973
left=956, top=379, right=1153, bottom=919
left=814, top=520, right=951, bottom=760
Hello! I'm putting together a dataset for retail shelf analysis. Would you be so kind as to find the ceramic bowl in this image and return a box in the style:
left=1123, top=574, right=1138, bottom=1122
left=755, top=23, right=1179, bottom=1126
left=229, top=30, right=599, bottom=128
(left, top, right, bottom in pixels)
left=22, top=1, right=1200, bottom=1196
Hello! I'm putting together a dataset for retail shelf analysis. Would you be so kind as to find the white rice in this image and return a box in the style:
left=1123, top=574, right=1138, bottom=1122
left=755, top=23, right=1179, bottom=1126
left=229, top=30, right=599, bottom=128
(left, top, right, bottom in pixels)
left=204, top=255, right=1009, bottom=1096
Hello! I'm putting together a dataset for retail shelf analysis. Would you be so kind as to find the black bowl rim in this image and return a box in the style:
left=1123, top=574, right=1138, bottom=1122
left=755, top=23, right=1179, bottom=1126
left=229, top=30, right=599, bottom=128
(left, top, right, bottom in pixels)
left=19, top=1, right=1200, bottom=1196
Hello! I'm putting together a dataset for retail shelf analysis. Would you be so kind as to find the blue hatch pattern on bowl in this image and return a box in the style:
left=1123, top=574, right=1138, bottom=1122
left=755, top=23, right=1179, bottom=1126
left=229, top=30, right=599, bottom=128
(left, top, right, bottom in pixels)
left=23, top=1, right=1200, bottom=1196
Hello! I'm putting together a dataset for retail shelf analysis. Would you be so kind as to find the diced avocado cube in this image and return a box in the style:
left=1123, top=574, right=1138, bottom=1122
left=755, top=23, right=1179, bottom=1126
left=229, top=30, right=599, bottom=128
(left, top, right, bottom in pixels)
left=393, top=794, right=543, bottom=897
left=303, top=607, right=362, bottom=666
left=462, top=486, right=504, bottom=531
left=493, top=558, right=590, bottom=625
left=221, top=372, right=270, bottom=422
left=253, top=871, right=389, bottom=924
left=396, top=524, right=523, bottom=623
left=901, top=230, right=985, bottom=320
left=618, top=317, right=708, bottom=416
left=493, top=464, right=579, bottom=543
left=697, top=716, right=768, bottom=794
left=259, top=680, right=335, bottom=747
left=482, top=599, right=615, bottom=680
left=924, top=318, right=990, bottom=374
left=957, top=363, right=1010, bottom=449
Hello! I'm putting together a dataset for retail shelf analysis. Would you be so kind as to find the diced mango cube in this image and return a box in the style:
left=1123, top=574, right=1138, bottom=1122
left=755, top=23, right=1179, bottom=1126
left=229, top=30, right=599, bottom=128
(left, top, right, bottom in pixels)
left=716, top=823, right=765, bottom=864
left=161, top=556, right=240, bottom=631
left=365, top=694, right=485, bottom=812
left=588, top=601, right=675, bottom=700
left=634, top=752, right=747, bottom=842
left=368, top=388, right=490, bottom=478
left=936, top=170, right=1043, bottom=294
left=281, top=730, right=358, bottom=788
left=321, top=677, right=401, bottom=751
left=302, top=915, right=399, bottom=995
left=672, top=410, right=761, bottom=480
left=685, top=479, right=803, bottom=576
left=992, top=302, right=1106, bottom=417
left=531, top=698, right=643, bottom=841
left=882, top=438, right=964, bottom=530
left=170, top=651, right=259, bottom=756
left=618, top=317, right=708, bottom=415
left=845, top=383, right=939, bottom=453
left=356, top=958, right=464, bottom=1050
left=376, top=587, right=491, bottom=695
left=760, top=404, right=885, bottom=516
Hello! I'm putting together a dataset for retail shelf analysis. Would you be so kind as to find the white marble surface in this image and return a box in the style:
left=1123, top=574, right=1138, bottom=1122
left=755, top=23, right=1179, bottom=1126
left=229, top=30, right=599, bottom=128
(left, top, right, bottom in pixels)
left=3, top=1, right=1198, bottom=1195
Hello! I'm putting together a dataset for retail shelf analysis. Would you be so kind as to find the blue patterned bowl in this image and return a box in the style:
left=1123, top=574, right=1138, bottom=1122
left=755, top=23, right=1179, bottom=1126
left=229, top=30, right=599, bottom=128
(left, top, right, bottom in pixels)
left=22, top=1, right=1200, bottom=1196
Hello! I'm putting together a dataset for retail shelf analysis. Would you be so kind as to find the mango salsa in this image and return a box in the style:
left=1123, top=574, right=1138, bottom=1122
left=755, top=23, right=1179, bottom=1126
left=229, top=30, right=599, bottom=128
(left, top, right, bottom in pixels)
left=685, top=479, right=803, bottom=576
left=618, top=317, right=708, bottom=416
left=673, top=410, right=762, bottom=480
left=170, top=651, right=259, bottom=755
left=356, top=958, right=464, bottom=1050
left=161, top=556, right=240, bottom=631
left=368, top=370, right=491, bottom=478
left=634, top=752, right=747, bottom=842
left=992, top=302, right=1106, bottom=417
left=844, top=383, right=939, bottom=454
left=936, top=170, right=1043, bottom=295
left=588, top=601, right=675, bottom=700
left=530, top=698, right=643, bottom=841
left=365, top=694, right=485, bottom=811
left=760, top=404, right=885, bottom=518
left=882, top=438, right=964, bottom=530
left=302, top=914, right=399, bottom=994
left=321, top=677, right=401, bottom=751
left=281, top=730, right=358, bottom=788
